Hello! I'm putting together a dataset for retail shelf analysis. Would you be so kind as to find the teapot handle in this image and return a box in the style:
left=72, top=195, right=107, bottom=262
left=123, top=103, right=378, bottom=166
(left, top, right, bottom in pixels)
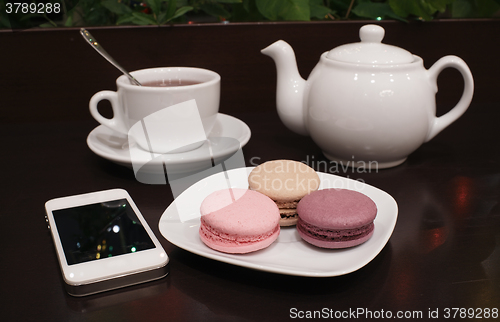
left=425, top=56, right=474, bottom=142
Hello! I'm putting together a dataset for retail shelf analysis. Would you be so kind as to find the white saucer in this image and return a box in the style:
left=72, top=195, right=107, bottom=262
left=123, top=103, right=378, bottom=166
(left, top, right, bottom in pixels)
left=87, top=113, right=251, bottom=174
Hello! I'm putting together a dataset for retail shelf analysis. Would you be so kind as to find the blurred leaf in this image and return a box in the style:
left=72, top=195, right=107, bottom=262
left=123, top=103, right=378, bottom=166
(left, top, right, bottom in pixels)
left=117, top=14, right=135, bottom=25
left=243, top=0, right=251, bottom=11
left=389, top=0, right=454, bottom=20
left=452, top=0, right=473, bottom=16
left=145, top=0, right=160, bottom=16
left=389, top=0, right=433, bottom=20
left=281, top=0, right=310, bottom=20
left=64, top=14, right=74, bottom=27
left=353, top=0, right=406, bottom=22
left=422, top=0, right=451, bottom=13
left=131, top=11, right=158, bottom=25
left=64, top=4, right=79, bottom=27
left=39, top=22, right=55, bottom=28
left=231, top=0, right=264, bottom=21
left=20, top=13, right=42, bottom=22
left=329, top=0, right=352, bottom=10
left=0, top=2, right=11, bottom=28
left=173, top=6, right=194, bottom=19
left=157, top=0, right=177, bottom=23
left=101, top=0, right=133, bottom=15
left=474, top=0, right=500, bottom=16
left=164, top=6, right=194, bottom=22
left=256, top=0, right=310, bottom=21
left=85, top=6, right=113, bottom=25
left=216, top=0, right=243, bottom=3
left=256, top=0, right=282, bottom=20
left=452, top=0, right=500, bottom=17
left=310, top=0, right=333, bottom=19
left=200, top=3, right=232, bottom=18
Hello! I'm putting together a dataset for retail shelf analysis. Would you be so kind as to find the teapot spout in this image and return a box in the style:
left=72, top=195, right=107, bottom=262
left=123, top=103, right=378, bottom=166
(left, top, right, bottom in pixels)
left=262, top=40, right=307, bottom=135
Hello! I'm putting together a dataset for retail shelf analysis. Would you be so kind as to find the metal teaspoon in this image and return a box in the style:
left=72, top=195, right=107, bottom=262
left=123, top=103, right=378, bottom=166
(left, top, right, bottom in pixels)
left=80, top=28, right=141, bottom=86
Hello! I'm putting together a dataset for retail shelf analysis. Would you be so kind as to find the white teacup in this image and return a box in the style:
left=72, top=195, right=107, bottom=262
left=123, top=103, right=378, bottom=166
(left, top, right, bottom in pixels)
left=89, top=67, right=220, bottom=154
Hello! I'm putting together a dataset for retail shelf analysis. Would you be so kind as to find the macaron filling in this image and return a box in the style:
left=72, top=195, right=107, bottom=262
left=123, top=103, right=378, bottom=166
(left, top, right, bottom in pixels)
left=275, top=200, right=299, bottom=208
left=200, top=220, right=280, bottom=245
left=297, top=218, right=374, bottom=242
left=276, top=200, right=300, bottom=224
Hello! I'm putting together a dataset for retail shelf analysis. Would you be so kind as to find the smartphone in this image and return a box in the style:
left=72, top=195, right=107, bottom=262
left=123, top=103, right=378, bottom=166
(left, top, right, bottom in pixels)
left=45, top=189, right=169, bottom=297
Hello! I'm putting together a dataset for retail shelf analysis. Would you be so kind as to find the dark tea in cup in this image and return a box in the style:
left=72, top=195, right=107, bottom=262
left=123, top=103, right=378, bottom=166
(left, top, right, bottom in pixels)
left=142, top=80, right=201, bottom=87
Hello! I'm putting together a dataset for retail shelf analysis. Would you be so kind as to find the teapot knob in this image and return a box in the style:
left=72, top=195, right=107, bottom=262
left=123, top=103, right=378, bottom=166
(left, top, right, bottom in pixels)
left=359, top=24, right=385, bottom=43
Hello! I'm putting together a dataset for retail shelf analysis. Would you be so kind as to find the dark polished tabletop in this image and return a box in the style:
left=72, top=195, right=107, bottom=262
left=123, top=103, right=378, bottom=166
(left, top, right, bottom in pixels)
left=1, top=20, right=499, bottom=321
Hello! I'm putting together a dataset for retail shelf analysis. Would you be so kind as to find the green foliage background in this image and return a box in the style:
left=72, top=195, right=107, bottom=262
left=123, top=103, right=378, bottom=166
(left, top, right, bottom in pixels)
left=1, top=0, right=499, bottom=29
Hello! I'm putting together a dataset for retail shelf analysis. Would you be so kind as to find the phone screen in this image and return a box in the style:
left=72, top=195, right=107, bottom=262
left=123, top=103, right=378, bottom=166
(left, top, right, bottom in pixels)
left=52, top=199, right=156, bottom=265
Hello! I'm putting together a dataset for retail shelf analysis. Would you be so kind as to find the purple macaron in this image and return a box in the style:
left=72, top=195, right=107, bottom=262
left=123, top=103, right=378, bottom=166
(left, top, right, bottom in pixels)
left=296, top=189, right=377, bottom=249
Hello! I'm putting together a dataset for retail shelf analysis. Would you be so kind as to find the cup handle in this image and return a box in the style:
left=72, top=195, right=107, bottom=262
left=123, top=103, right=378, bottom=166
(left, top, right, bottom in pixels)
left=425, top=55, right=474, bottom=142
left=89, top=90, right=128, bottom=135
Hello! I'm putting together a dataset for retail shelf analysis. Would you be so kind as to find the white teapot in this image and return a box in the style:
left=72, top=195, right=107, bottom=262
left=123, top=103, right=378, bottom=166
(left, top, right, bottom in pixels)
left=262, top=24, right=474, bottom=169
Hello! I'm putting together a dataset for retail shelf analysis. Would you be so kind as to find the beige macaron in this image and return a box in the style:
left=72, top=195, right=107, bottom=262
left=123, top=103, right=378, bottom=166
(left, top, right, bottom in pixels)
left=248, top=160, right=320, bottom=226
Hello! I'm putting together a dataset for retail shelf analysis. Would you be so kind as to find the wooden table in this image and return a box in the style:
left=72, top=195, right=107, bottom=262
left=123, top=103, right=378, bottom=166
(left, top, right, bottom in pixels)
left=1, top=20, right=499, bottom=321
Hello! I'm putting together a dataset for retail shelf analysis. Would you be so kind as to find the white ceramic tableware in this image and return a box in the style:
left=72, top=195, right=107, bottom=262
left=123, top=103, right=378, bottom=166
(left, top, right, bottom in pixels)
left=89, top=67, right=220, bottom=154
left=86, top=113, right=251, bottom=174
left=159, top=168, right=398, bottom=277
left=262, top=24, right=474, bottom=168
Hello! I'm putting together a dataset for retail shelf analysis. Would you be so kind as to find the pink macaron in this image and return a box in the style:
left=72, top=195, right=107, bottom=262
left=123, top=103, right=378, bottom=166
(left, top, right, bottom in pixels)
left=199, top=188, right=280, bottom=254
left=296, top=188, right=377, bottom=249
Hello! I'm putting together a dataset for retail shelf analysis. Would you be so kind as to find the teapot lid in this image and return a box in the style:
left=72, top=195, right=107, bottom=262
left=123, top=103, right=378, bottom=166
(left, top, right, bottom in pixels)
left=326, top=24, right=414, bottom=65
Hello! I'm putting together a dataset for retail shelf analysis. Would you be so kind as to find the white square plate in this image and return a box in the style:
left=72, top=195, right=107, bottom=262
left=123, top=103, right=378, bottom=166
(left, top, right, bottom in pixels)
left=159, top=167, right=398, bottom=277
